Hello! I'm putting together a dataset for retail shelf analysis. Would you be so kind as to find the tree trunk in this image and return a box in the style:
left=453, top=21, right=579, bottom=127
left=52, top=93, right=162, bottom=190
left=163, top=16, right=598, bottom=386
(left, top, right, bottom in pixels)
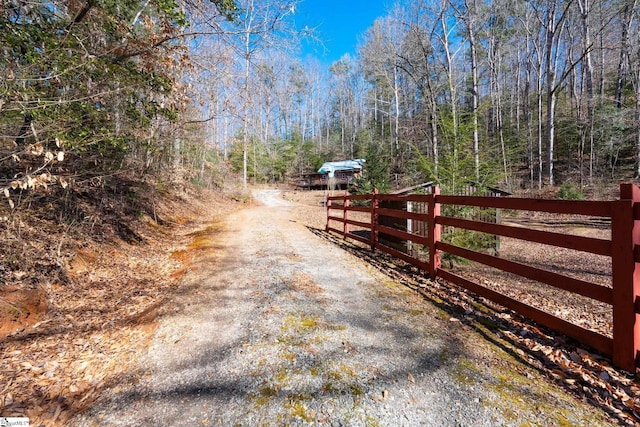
left=441, top=11, right=458, bottom=142
left=577, top=0, right=595, bottom=183
left=15, top=113, right=33, bottom=146
left=468, top=13, right=480, bottom=181
left=393, top=64, right=400, bottom=158
left=537, top=64, right=543, bottom=190
left=543, top=0, right=567, bottom=187
left=242, top=7, right=252, bottom=190
left=615, top=0, right=636, bottom=109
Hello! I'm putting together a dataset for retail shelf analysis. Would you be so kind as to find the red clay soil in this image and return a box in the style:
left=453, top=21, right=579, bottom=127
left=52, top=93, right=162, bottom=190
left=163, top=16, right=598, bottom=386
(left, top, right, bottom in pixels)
left=0, top=286, right=48, bottom=339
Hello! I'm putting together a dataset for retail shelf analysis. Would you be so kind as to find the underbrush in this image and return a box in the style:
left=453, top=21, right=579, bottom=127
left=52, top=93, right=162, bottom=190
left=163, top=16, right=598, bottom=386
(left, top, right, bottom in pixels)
left=0, top=174, right=241, bottom=424
left=2, top=176, right=173, bottom=293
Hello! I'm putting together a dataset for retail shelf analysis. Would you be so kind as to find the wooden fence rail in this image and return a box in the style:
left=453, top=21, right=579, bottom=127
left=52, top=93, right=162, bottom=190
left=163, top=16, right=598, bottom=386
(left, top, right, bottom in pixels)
left=326, top=183, right=640, bottom=373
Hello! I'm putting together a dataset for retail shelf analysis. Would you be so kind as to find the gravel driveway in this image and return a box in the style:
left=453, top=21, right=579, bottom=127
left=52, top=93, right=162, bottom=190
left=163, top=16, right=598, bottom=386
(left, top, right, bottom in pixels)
left=71, top=190, right=614, bottom=426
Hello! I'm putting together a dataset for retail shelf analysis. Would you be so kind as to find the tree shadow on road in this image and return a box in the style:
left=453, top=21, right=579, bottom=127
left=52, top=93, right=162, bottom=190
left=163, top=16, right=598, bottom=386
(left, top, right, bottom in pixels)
left=307, top=226, right=640, bottom=426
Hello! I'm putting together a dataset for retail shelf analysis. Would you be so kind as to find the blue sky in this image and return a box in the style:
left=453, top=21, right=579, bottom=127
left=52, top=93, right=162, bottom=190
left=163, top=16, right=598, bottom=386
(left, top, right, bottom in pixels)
left=296, top=0, right=390, bottom=65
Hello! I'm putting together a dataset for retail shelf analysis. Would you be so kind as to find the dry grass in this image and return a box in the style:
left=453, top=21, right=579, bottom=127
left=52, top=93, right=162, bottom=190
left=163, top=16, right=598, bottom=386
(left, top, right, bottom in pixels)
left=0, top=182, right=242, bottom=425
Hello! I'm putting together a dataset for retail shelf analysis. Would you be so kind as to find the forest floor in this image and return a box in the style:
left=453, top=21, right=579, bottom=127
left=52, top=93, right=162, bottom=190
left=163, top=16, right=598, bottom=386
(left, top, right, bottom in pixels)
left=0, top=180, right=242, bottom=425
left=0, top=186, right=638, bottom=425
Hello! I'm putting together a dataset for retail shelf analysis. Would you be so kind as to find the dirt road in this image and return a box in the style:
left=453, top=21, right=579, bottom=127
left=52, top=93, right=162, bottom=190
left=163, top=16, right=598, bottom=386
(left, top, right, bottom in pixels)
left=71, top=190, right=613, bottom=426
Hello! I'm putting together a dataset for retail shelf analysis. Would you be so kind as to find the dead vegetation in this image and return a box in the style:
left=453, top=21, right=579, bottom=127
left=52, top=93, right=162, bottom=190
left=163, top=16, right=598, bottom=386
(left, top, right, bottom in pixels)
left=0, top=178, right=241, bottom=425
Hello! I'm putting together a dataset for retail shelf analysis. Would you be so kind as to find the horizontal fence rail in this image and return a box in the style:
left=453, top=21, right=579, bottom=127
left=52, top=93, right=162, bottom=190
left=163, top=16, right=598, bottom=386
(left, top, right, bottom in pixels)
left=326, top=184, right=640, bottom=373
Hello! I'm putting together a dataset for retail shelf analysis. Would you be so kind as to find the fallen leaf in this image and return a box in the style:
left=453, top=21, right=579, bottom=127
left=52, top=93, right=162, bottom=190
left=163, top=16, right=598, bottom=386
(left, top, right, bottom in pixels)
left=569, top=352, right=581, bottom=363
left=51, top=404, right=62, bottom=422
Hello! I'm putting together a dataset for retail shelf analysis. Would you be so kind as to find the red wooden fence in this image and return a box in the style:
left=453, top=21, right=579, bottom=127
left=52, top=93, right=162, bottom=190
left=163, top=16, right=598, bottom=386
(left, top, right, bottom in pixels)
left=326, top=183, right=640, bottom=373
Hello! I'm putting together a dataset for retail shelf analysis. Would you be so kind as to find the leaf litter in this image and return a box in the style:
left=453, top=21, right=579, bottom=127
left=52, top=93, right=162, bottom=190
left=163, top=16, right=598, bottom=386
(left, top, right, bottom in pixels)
left=0, top=187, right=240, bottom=426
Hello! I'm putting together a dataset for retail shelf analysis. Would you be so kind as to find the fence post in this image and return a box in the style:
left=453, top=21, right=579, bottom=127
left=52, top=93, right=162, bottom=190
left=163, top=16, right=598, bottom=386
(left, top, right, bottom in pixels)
left=343, top=193, right=350, bottom=237
left=428, top=186, right=441, bottom=278
left=612, top=183, right=640, bottom=373
left=370, top=189, right=379, bottom=250
left=495, top=193, right=501, bottom=257
left=325, top=194, right=331, bottom=232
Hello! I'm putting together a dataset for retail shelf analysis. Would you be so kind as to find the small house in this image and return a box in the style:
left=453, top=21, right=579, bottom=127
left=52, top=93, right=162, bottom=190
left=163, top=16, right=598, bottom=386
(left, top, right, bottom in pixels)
left=296, top=159, right=365, bottom=190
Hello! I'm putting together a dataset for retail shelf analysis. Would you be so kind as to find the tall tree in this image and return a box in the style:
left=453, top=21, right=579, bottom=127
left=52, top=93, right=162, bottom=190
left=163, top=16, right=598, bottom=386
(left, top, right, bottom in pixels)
left=360, top=15, right=404, bottom=163
left=233, top=0, right=298, bottom=189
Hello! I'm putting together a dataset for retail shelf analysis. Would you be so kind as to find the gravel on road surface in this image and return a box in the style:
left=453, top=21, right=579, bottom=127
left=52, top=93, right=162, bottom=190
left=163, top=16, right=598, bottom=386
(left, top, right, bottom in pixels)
left=71, top=190, right=615, bottom=426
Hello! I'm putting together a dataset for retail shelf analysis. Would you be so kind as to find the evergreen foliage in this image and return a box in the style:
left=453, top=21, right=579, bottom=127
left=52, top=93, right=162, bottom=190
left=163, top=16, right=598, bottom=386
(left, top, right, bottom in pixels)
left=351, top=142, right=391, bottom=194
left=557, top=183, right=585, bottom=200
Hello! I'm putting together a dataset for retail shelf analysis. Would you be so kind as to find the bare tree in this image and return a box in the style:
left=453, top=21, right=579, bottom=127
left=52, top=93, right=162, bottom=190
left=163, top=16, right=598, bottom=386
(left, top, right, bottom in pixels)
left=360, top=15, right=404, bottom=161
left=232, top=0, right=298, bottom=189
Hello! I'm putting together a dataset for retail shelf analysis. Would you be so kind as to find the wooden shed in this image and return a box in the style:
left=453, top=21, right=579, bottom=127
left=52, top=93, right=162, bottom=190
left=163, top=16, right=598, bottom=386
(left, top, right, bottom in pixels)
left=295, top=159, right=365, bottom=190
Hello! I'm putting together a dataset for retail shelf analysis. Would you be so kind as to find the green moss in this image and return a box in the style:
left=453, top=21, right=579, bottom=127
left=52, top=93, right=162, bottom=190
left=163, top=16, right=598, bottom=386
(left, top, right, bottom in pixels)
left=300, top=316, right=318, bottom=329
left=286, top=397, right=313, bottom=422
left=471, top=301, right=492, bottom=314
left=278, top=313, right=326, bottom=348
left=435, top=309, right=450, bottom=320
left=184, top=223, right=224, bottom=249
left=328, top=370, right=343, bottom=381
left=431, top=295, right=444, bottom=304
left=489, top=375, right=524, bottom=422
left=453, top=358, right=480, bottom=385
left=487, top=373, right=581, bottom=425
left=5, top=304, right=24, bottom=319
left=339, top=363, right=357, bottom=378
left=253, top=386, right=278, bottom=407
left=382, top=280, right=400, bottom=289
left=275, top=371, right=288, bottom=384
left=320, top=365, right=365, bottom=398
left=349, top=384, right=364, bottom=396
left=322, top=382, right=337, bottom=393
left=476, top=316, right=501, bottom=330
left=281, top=313, right=319, bottom=333
left=282, top=352, right=296, bottom=363
left=365, top=415, right=380, bottom=427
left=187, top=235, right=213, bottom=249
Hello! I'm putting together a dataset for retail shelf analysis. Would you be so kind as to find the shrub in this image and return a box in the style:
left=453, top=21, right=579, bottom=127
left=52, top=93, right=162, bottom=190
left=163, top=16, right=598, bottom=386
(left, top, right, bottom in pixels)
left=557, top=183, right=584, bottom=200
